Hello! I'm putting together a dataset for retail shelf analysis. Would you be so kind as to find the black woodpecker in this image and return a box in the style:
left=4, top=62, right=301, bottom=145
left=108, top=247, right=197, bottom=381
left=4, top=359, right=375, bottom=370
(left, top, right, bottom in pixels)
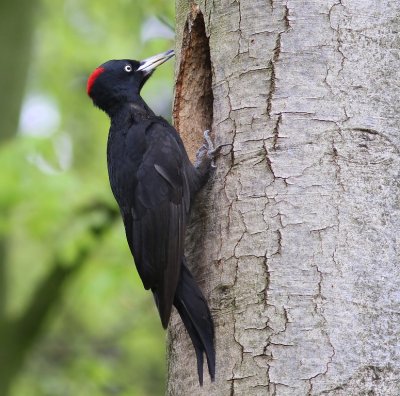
left=87, top=49, right=217, bottom=385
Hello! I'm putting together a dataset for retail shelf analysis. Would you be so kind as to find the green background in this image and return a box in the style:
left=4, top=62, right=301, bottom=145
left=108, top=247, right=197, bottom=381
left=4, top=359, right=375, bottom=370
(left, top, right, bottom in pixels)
left=0, top=0, right=175, bottom=395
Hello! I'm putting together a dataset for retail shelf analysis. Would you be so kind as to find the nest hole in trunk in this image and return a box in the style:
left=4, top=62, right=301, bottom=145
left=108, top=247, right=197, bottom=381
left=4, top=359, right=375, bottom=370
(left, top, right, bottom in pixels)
left=173, top=10, right=213, bottom=162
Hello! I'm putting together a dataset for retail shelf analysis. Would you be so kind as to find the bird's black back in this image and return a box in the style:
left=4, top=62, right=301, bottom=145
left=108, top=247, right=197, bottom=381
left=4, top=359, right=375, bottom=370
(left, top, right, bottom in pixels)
left=107, top=103, right=197, bottom=327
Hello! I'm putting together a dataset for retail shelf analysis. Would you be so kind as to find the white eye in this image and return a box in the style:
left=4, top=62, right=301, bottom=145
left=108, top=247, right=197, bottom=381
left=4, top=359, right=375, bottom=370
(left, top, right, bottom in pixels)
left=124, top=65, right=132, bottom=72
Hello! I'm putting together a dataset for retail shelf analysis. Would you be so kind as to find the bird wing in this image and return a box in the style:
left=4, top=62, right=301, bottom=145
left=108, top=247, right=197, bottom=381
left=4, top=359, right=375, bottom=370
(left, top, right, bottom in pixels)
left=123, top=121, right=191, bottom=328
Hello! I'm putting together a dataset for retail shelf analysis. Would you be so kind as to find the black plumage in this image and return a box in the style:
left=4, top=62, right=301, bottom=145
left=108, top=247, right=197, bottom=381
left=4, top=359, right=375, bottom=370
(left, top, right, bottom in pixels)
left=87, top=50, right=215, bottom=384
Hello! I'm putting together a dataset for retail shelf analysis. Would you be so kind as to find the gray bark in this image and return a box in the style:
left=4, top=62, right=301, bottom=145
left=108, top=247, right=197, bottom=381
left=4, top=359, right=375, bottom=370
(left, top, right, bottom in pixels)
left=168, top=1, right=400, bottom=395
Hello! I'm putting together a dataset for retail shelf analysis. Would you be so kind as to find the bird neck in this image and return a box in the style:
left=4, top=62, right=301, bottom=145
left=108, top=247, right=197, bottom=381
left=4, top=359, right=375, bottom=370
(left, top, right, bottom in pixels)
left=129, top=98, right=156, bottom=119
left=111, top=96, right=155, bottom=123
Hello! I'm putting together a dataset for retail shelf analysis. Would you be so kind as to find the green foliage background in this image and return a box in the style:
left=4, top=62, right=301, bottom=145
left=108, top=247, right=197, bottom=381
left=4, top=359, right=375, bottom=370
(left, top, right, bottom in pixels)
left=0, top=0, right=175, bottom=395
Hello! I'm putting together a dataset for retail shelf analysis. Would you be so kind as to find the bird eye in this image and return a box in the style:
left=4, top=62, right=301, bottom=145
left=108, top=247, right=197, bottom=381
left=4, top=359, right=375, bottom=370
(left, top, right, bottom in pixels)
left=124, top=65, right=132, bottom=72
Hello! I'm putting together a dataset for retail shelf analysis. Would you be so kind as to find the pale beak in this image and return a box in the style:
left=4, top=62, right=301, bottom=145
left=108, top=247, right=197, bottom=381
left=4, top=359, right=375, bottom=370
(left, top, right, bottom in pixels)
left=137, top=49, right=175, bottom=75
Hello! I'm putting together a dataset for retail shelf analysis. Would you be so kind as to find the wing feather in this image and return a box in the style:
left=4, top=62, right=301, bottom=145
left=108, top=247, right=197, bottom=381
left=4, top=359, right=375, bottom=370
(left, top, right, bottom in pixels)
left=122, top=122, right=190, bottom=327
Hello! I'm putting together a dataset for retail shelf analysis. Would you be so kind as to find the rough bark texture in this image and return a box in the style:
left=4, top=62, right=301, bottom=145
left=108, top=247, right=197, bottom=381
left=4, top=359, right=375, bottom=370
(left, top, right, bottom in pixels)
left=168, top=1, right=400, bottom=395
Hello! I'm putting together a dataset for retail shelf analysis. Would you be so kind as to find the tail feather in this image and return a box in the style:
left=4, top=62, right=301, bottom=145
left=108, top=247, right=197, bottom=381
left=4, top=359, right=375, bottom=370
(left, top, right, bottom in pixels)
left=173, top=262, right=215, bottom=385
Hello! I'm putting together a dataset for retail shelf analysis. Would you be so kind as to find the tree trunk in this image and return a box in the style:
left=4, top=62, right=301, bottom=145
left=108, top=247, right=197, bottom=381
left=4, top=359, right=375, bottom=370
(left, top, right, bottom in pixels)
left=168, top=1, right=400, bottom=395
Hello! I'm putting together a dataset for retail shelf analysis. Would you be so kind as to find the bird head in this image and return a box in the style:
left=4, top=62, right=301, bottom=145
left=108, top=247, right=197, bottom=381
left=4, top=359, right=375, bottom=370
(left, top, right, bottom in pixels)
left=87, top=49, right=174, bottom=115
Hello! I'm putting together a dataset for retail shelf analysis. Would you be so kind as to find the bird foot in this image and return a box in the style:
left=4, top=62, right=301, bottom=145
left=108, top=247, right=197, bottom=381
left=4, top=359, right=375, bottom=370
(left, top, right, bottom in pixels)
left=195, top=130, right=222, bottom=169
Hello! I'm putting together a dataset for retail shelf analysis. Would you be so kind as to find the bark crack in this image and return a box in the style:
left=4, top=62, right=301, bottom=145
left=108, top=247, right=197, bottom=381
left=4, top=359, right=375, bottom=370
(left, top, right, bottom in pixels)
left=266, top=59, right=276, bottom=118
left=263, top=252, right=271, bottom=303
left=230, top=260, right=245, bottom=394
left=272, top=113, right=282, bottom=150
left=266, top=4, right=290, bottom=118
left=273, top=229, right=282, bottom=256
left=304, top=245, right=336, bottom=392
left=235, top=0, right=244, bottom=56
left=283, top=3, right=291, bottom=30
left=263, top=142, right=276, bottom=179
left=332, top=137, right=345, bottom=193
left=328, top=1, right=346, bottom=75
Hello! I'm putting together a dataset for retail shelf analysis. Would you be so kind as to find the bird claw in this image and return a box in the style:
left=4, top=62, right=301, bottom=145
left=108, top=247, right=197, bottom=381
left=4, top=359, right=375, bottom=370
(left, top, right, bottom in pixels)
left=197, top=130, right=222, bottom=168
